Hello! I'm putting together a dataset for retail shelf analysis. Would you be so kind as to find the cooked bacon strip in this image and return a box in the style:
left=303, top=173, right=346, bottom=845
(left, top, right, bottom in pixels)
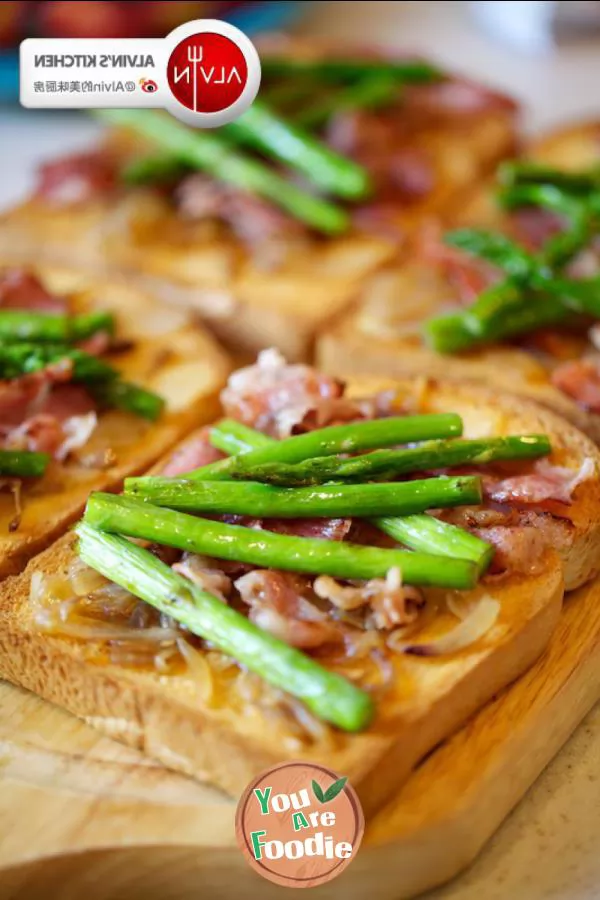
left=172, top=553, right=232, bottom=603
left=160, top=428, right=225, bottom=477
left=314, top=567, right=424, bottom=630
left=0, top=269, right=67, bottom=313
left=77, top=331, right=112, bottom=356
left=486, top=457, right=595, bottom=505
left=221, top=348, right=363, bottom=438
left=552, top=358, right=600, bottom=413
left=417, top=221, right=500, bottom=305
left=265, top=517, right=352, bottom=541
left=177, top=174, right=304, bottom=247
left=0, top=362, right=73, bottom=429
left=326, top=108, right=434, bottom=208
left=474, top=522, right=558, bottom=576
left=36, top=151, right=118, bottom=205
left=236, top=569, right=343, bottom=649
left=4, top=383, right=97, bottom=458
left=509, top=206, right=564, bottom=253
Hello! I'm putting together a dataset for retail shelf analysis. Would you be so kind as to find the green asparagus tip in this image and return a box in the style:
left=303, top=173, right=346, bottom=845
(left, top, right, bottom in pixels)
left=424, top=313, right=477, bottom=354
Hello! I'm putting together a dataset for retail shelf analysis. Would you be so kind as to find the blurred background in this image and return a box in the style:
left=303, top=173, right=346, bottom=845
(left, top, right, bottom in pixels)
left=2, top=0, right=600, bottom=204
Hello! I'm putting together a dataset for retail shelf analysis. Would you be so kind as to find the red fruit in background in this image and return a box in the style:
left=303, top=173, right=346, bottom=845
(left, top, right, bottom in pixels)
left=38, top=1, right=137, bottom=38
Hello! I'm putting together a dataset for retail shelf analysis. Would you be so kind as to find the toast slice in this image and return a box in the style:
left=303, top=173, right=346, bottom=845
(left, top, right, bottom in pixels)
left=1, top=371, right=596, bottom=815
left=0, top=261, right=230, bottom=579
left=0, top=46, right=517, bottom=361
left=318, top=121, right=600, bottom=440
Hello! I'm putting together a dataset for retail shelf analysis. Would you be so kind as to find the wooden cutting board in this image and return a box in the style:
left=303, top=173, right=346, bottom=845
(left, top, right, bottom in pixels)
left=1, top=575, right=599, bottom=900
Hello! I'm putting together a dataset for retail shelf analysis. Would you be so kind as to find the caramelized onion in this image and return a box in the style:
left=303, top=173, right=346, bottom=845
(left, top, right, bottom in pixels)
left=397, top=595, right=500, bottom=656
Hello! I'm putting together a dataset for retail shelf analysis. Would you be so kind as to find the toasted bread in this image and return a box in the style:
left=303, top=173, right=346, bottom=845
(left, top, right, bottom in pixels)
left=0, top=261, right=230, bottom=579
left=0, top=374, right=588, bottom=815
left=318, top=121, right=600, bottom=440
left=0, top=49, right=517, bottom=362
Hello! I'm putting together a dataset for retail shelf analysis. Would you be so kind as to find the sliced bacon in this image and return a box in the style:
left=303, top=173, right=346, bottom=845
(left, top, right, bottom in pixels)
left=177, top=174, right=304, bottom=245
left=509, top=206, right=564, bottom=253
left=0, top=362, right=73, bottom=429
left=474, top=522, right=557, bottom=576
left=35, top=151, right=118, bottom=205
left=264, top=517, right=352, bottom=541
left=221, top=348, right=364, bottom=438
left=314, top=567, right=424, bottom=630
left=417, top=221, right=500, bottom=305
left=486, top=457, right=595, bottom=506
left=4, top=384, right=97, bottom=458
left=552, top=358, right=600, bottom=413
left=235, top=570, right=343, bottom=649
left=36, top=383, right=97, bottom=420
left=389, top=146, right=435, bottom=199
left=515, top=328, right=587, bottom=362
left=160, top=428, right=225, bottom=477
left=172, top=553, right=232, bottom=603
left=78, top=331, right=112, bottom=356
left=0, top=269, right=67, bottom=313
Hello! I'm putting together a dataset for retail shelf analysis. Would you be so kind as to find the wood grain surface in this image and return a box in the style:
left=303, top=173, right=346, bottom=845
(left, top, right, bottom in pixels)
left=0, top=575, right=598, bottom=900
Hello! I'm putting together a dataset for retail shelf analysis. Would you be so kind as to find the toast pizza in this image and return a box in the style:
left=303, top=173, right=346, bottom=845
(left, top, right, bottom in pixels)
left=0, top=41, right=517, bottom=361
left=0, top=260, right=230, bottom=579
left=0, top=354, right=598, bottom=815
left=318, top=120, right=600, bottom=442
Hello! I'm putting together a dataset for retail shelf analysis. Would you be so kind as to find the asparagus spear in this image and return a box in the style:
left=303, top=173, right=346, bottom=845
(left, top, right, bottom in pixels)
left=498, top=160, right=600, bottom=194
left=0, top=310, right=114, bottom=344
left=209, top=419, right=492, bottom=571
left=0, top=449, right=49, bottom=478
left=295, top=72, right=400, bottom=130
left=444, top=230, right=534, bottom=281
left=76, top=523, right=373, bottom=732
left=95, top=109, right=349, bottom=235
left=209, top=419, right=272, bottom=456
left=224, top=100, right=371, bottom=200
left=0, top=343, right=116, bottom=382
left=426, top=290, right=569, bottom=354
left=261, top=58, right=443, bottom=83
left=425, top=281, right=525, bottom=352
left=262, top=79, right=318, bottom=112
left=0, top=344, right=164, bottom=421
left=90, top=379, right=164, bottom=421
left=373, top=515, right=493, bottom=574
left=121, top=154, right=188, bottom=186
left=85, top=493, right=478, bottom=589
left=187, top=414, right=463, bottom=481
left=125, top=474, right=482, bottom=518
left=228, top=435, right=550, bottom=485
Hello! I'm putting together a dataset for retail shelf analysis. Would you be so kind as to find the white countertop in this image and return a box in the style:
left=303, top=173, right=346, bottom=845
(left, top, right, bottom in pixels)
left=0, top=3, right=598, bottom=897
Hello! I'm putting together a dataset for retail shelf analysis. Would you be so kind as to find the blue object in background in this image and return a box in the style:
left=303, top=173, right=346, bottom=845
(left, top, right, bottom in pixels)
left=0, top=1, right=308, bottom=103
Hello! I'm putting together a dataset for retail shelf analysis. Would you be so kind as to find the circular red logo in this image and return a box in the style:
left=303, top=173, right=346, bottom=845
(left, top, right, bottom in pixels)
left=167, top=32, right=248, bottom=114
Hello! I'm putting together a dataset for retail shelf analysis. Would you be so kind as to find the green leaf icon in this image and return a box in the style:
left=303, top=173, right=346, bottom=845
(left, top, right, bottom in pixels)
left=311, top=779, right=325, bottom=803
left=323, top=776, right=348, bottom=803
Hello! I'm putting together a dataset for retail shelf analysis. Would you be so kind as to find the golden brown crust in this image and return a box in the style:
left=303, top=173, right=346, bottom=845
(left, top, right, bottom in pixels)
left=0, top=261, right=230, bottom=578
left=0, top=375, right=564, bottom=813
